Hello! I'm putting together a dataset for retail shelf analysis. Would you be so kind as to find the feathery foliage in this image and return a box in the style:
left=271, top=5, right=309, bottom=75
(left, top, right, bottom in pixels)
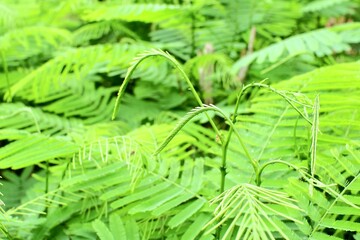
left=0, top=0, right=359, bottom=239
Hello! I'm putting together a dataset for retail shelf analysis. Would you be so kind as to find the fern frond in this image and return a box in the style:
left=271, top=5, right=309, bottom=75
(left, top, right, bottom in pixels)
left=238, top=61, right=360, bottom=238
left=0, top=103, right=83, bottom=136
left=204, top=183, right=303, bottom=240
left=302, top=0, right=357, bottom=17
left=0, top=26, right=71, bottom=66
left=1, top=167, right=36, bottom=209
left=111, top=48, right=223, bottom=143
left=73, top=20, right=140, bottom=46
left=31, top=200, right=91, bottom=239
left=92, top=219, right=114, bottom=240
left=92, top=213, right=138, bottom=240
left=0, top=2, right=17, bottom=31
left=81, top=3, right=188, bottom=23
left=232, top=23, right=360, bottom=71
left=4, top=43, right=149, bottom=102
left=307, top=151, right=360, bottom=236
left=0, top=135, right=78, bottom=169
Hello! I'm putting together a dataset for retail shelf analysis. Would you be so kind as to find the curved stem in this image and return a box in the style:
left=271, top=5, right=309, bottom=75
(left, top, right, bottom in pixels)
left=219, top=81, right=266, bottom=191
left=220, top=85, right=245, bottom=193
left=246, top=82, right=312, bottom=124
left=112, top=49, right=223, bottom=144
left=256, top=160, right=304, bottom=186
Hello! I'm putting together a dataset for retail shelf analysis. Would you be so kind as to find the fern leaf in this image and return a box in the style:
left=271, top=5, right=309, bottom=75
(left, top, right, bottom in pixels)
left=109, top=214, right=126, bottom=240
left=92, top=219, right=114, bottom=240
left=203, top=184, right=302, bottom=240
left=168, top=199, right=207, bottom=229
left=0, top=26, right=71, bottom=66
left=0, top=2, right=17, bottom=30
left=320, top=219, right=360, bottom=232
left=61, top=162, right=128, bottom=192
left=302, top=0, right=357, bottom=17
left=4, top=43, right=148, bottom=102
left=1, top=167, right=35, bottom=209
left=128, top=188, right=185, bottom=214
left=111, top=182, right=171, bottom=210
left=31, top=202, right=85, bottom=240
left=0, top=103, right=83, bottom=136
left=73, top=20, right=140, bottom=45
left=311, top=232, right=343, bottom=240
left=232, top=23, right=360, bottom=71
left=124, top=217, right=140, bottom=240
left=181, top=213, right=212, bottom=240
left=0, top=135, right=78, bottom=169
left=81, top=3, right=187, bottom=23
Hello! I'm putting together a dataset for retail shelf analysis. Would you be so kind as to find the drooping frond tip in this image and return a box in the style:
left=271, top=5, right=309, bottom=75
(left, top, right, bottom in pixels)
left=111, top=49, right=192, bottom=120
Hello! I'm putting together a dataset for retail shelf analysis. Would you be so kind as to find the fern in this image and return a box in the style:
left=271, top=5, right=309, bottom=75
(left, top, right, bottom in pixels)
left=302, top=0, right=357, bottom=17
left=1, top=1, right=360, bottom=239
left=203, top=183, right=303, bottom=240
left=0, top=2, right=17, bottom=31
left=81, top=3, right=187, bottom=23
left=232, top=23, right=360, bottom=72
left=0, top=26, right=72, bottom=66
left=73, top=20, right=140, bottom=46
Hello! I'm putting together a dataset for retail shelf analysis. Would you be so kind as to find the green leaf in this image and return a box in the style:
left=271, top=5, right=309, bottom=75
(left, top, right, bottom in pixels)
left=109, top=214, right=126, bottom=240
left=129, top=188, right=184, bottom=214
left=92, top=219, right=114, bottom=240
left=310, top=232, right=343, bottom=240
left=181, top=213, right=212, bottom=240
left=168, top=199, right=207, bottom=229
left=320, top=219, right=360, bottom=232
left=124, top=217, right=140, bottom=240
left=0, top=135, right=78, bottom=169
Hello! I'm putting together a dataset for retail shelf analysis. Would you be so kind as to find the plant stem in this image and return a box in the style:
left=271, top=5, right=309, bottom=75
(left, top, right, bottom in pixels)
left=112, top=50, right=224, bottom=144
left=45, top=160, right=49, bottom=214
left=256, top=160, right=304, bottom=186
left=216, top=85, right=247, bottom=239
left=219, top=85, right=245, bottom=193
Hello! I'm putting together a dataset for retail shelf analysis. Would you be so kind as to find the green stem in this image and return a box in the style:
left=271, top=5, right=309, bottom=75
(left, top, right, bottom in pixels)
left=256, top=160, right=304, bottom=186
left=45, top=160, right=49, bottom=214
left=219, top=85, right=245, bottom=193
left=219, top=82, right=273, bottom=192
left=216, top=85, right=250, bottom=239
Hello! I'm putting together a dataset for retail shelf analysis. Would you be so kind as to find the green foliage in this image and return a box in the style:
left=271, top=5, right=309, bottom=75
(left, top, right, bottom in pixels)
left=0, top=0, right=359, bottom=239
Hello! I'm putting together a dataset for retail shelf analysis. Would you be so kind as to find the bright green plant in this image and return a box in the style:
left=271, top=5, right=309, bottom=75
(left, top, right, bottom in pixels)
left=0, top=0, right=360, bottom=239
left=1, top=53, right=360, bottom=239
left=111, top=49, right=360, bottom=239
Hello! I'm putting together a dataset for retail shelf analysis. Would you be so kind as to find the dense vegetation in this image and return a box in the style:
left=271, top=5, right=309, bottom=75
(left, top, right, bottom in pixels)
left=0, top=0, right=360, bottom=239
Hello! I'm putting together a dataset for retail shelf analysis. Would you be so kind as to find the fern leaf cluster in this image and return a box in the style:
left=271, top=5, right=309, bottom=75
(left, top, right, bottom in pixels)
left=0, top=0, right=359, bottom=239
